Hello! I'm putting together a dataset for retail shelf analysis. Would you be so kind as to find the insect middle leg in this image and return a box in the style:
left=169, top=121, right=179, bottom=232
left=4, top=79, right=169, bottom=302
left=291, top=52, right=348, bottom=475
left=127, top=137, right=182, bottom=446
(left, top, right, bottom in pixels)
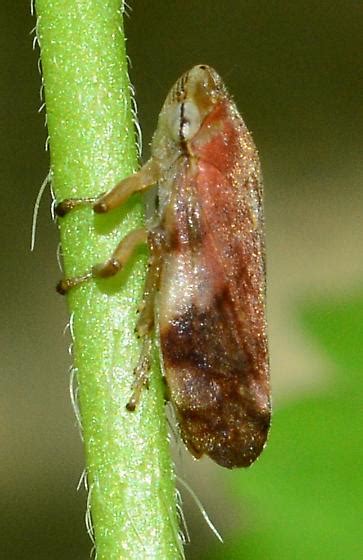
left=55, top=158, right=160, bottom=216
left=56, top=227, right=148, bottom=294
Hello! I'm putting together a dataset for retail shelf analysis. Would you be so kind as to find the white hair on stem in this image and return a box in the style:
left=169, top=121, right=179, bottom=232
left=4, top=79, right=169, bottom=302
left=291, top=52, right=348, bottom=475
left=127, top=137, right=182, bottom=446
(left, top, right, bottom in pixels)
left=85, top=483, right=95, bottom=544
left=128, top=81, right=142, bottom=159
left=175, top=488, right=190, bottom=545
left=30, top=171, right=51, bottom=251
left=122, top=0, right=132, bottom=18
left=69, top=366, right=84, bottom=441
left=77, top=468, right=88, bottom=492
left=160, top=486, right=186, bottom=559
left=176, top=475, right=223, bottom=544
left=56, top=242, right=63, bottom=272
left=32, top=34, right=38, bottom=50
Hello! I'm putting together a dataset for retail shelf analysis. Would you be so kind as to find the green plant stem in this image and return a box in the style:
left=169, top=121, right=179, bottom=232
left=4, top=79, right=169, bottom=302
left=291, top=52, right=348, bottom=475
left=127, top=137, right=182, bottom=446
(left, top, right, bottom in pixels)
left=35, top=1, right=181, bottom=558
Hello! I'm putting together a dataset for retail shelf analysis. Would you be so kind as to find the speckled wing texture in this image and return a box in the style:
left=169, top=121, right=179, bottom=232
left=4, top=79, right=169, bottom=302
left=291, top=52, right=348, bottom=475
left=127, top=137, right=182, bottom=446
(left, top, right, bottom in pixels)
left=158, top=97, right=270, bottom=468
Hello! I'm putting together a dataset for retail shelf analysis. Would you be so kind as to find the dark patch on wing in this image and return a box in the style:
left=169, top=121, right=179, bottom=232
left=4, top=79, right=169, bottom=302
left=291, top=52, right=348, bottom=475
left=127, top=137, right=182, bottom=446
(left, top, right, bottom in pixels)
left=162, top=294, right=246, bottom=376
left=160, top=291, right=270, bottom=468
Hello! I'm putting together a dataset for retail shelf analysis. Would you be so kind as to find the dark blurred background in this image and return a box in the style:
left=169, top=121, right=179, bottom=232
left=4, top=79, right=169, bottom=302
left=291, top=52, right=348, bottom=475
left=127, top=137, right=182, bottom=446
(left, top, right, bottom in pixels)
left=1, top=2, right=362, bottom=559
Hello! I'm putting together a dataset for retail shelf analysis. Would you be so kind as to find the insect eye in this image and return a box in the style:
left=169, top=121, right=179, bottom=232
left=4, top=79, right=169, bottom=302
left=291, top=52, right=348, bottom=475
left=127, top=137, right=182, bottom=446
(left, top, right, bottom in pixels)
left=165, top=99, right=202, bottom=143
left=180, top=100, right=202, bottom=141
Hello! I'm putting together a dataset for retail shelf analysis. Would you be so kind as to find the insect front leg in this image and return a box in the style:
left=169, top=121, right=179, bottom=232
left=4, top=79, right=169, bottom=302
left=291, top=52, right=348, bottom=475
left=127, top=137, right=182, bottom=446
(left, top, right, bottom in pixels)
left=55, top=158, right=160, bottom=216
left=126, top=229, right=164, bottom=411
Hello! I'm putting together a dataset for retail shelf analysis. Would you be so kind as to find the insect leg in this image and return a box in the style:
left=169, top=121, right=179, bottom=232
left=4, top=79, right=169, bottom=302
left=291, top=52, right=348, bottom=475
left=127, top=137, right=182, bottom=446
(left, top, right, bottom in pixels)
left=126, top=335, right=153, bottom=412
left=55, top=158, right=160, bottom=216
left=126, top=229, right=164, bottom=411
left=57, top=227, right=148, bottom=294
left=135, top=230, right=164, bottom=337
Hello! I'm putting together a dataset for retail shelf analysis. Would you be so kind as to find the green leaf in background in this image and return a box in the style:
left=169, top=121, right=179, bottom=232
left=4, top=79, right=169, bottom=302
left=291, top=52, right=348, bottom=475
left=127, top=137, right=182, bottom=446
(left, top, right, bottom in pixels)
left=206, top=292, right=363, bottom=560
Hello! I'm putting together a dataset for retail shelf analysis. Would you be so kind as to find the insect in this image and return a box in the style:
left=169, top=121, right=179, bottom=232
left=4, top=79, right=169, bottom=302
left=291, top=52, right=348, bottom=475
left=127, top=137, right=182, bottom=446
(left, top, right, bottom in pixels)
left=56, top=65, right=271, bottom=468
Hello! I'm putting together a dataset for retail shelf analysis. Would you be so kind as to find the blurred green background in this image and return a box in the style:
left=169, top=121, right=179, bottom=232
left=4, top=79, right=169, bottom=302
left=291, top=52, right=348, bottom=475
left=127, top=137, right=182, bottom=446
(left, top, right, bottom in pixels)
left=1, top=2, right=362, bottom=559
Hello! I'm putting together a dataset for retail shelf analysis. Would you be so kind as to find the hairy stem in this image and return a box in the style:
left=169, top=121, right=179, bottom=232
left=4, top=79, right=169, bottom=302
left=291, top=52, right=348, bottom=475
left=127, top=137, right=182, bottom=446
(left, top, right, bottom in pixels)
left=35, top=1, right=181, bottom=558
